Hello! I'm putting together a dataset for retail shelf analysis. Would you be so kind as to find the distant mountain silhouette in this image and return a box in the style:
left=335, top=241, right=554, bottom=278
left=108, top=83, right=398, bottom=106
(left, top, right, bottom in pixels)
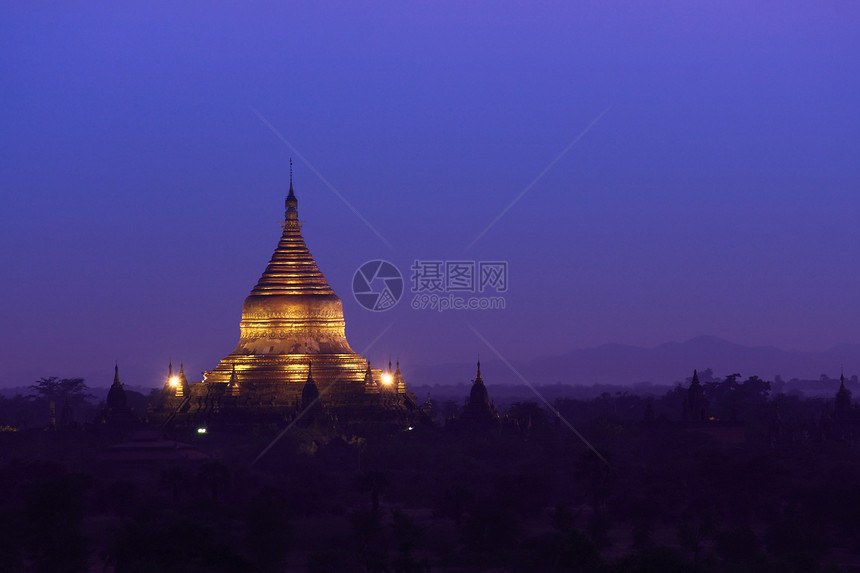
left=408, top=335, right=860, bottom=390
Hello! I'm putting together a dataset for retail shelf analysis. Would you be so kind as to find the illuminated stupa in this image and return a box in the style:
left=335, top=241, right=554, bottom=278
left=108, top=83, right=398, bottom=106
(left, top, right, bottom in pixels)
left=163, top=167, right=413, bottom=421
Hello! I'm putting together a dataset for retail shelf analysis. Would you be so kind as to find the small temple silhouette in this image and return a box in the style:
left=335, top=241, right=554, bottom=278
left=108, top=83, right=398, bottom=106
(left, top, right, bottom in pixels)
left=831, top=370, right=854, bottom=443
left=153, top=167, right=416, bottom=428
left=447, top=360, right=500, bottom=431
left=460, top=361, right=499, bottom=423
left=97, top=363, right=137, bottom=433
left=835, top=370, right=852, bottom=420
left=683, top=369, right=708, bottom=421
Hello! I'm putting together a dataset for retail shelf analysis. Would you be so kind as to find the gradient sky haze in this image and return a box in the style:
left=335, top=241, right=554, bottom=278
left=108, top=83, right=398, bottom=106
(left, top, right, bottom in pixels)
left=2, top=2, right=859, bottom=388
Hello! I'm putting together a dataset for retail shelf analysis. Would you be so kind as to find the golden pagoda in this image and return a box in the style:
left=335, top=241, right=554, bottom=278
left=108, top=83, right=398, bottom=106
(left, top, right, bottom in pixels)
left=165, top=168, right=413, bottom=421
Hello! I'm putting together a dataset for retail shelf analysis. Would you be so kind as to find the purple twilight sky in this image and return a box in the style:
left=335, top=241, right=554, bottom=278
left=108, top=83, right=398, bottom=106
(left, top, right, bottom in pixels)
left=1, top=2, right=859, bottom=389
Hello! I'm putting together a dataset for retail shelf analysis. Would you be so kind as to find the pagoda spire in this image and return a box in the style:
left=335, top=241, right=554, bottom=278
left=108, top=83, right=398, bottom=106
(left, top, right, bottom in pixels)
left=228, top=364, right=240, bottom=396
left=301, top=361, right=320, bottom=410
left=684, top=369, right=706, bottom=421
left=468, top=360, right=489, bottom=407
left=107, top=362, right=128, bottom=411
left=394, top=360, right=404, bottom=391
left=250, top=162, right=334, bottom=297
left=836, top=367, right=852, bottom=419
left=175, top=362, right=188, bottom=397
left=285, top=158, right=298, bottom=221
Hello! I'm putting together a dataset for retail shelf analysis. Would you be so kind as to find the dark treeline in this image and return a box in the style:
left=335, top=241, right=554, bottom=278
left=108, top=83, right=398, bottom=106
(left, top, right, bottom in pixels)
left=0, top=370, right=858, bottom=572
left=0, top=377, right=152, bottom=431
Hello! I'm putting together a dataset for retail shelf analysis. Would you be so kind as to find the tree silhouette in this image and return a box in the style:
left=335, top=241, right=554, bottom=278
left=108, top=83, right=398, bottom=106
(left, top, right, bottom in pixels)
left=714, top=525, right=761, bottom=566
left=515, top=527, right=602, bottom=573
left=391, top=509, right=426, bottom=573
left=28, top=377, right=92, bottom=407
left=160, top=464, right=192, bottom=508
left=197, top=460, right=230, bottom=502
left=704, top=374, right=741, bottom=420
left=245, top=487, right=292, bottom=572
left=507, top=401, right=549, bottom=434
left=107, top=508, right=251, bottom=573
left=463, top=498, right=519, bottom=553
left=21, top=473, right=89, bottom=573
left=765, top=505, right=830, bottom=571
left=349, top=508, right=386, bottom=572
left=0, top=506, right=24, bottom=572
left=357, top=470, right=390, bottom=514
left=677, top=509, right=716, bottom=563
left=574, top=450, right=613, bottom=515
left=104, top=480, right=138, bottom=519
left=435, top=482, right=475, bottom=525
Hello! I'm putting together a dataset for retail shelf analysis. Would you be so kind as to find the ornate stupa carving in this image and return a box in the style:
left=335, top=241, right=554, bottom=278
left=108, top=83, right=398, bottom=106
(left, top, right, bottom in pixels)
left=174, top=166, right=413, bottom=419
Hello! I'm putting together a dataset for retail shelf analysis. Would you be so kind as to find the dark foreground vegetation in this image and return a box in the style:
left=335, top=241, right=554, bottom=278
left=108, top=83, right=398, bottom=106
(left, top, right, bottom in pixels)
left=1, top=371, right=859, bottom=572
